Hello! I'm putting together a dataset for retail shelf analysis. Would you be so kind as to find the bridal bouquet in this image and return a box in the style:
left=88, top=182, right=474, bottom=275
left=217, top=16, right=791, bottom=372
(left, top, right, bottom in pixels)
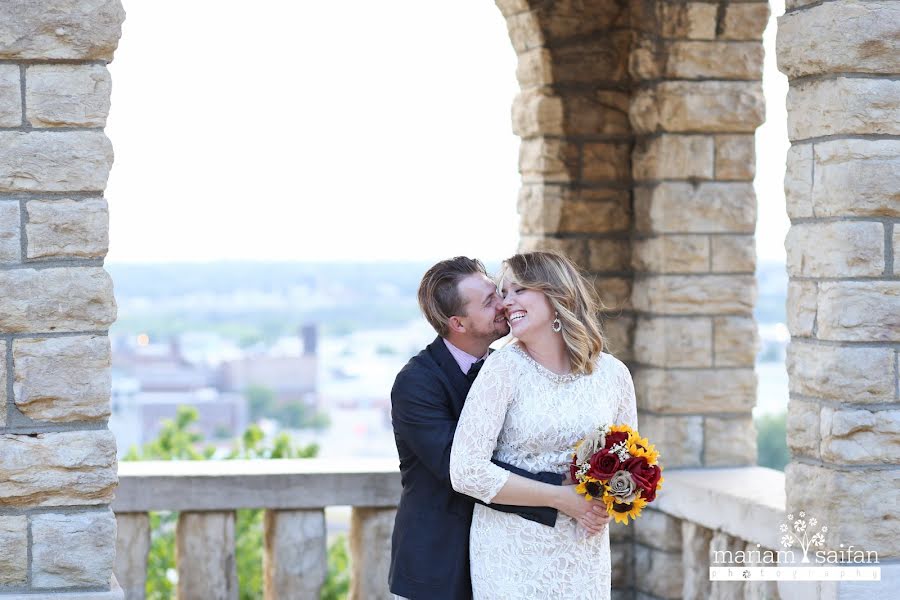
left=569, top=424, right=663, bottom=525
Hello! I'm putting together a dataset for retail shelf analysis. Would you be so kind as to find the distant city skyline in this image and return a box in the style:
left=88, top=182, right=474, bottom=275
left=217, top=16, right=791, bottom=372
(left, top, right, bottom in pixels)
left=105, top=0, right=789, bottom=264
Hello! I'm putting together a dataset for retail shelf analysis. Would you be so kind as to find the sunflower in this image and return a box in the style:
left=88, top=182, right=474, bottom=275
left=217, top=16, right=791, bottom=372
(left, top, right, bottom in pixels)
left=627, top=435, right=660, bottom=465
left=575, top=476, right=605, bottom=501
left=609, top=423, right=635, bottom=436
left=602, top=492, right=648, bottom=525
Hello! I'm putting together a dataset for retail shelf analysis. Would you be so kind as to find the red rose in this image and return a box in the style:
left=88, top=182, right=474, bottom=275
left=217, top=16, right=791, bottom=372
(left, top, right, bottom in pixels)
left=588, top=449, right=620, bottom=480
left=604, top=431, right=628, bottom=449
left=624, top=456, right=662, bottom=502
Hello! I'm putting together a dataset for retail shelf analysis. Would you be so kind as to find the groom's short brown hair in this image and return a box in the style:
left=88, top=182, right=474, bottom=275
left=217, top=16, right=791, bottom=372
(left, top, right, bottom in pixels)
left=418, top=257, right=488, bottom=337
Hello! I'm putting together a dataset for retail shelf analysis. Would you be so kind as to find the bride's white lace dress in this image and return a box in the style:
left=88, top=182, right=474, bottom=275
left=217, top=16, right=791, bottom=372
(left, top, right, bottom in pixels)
left=449, top=342, right=638, bottom=600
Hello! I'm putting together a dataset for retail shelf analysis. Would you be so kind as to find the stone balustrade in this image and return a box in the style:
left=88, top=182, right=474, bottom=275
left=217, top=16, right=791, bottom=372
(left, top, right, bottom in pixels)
left=112, top=459, right=400, bottom=600
left=112, top=460, right=797, bottom=600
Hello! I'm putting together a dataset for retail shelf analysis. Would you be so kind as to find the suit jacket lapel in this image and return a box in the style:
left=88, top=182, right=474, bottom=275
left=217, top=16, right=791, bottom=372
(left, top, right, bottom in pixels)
left=427, top=336, right=471, bottom=418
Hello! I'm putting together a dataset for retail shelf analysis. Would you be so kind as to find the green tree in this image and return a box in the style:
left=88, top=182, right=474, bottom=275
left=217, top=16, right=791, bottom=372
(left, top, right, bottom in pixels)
left=756, top=411, right=789, bottom=471
left=125, top=406, right=348, bottom=600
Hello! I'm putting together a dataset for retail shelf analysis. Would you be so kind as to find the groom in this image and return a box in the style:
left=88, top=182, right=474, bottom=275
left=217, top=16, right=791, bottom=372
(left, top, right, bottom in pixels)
left=389, top=257, right=603, bottom=600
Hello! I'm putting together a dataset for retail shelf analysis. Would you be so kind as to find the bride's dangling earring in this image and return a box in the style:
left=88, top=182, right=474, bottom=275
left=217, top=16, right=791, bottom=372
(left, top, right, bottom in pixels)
left=551, top=312, right=562, bottom=333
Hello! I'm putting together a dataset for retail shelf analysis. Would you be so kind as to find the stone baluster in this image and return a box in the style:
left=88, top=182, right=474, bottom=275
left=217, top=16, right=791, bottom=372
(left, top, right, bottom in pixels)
left=263, top=509, right=327, bottom=600
left=176, top=511, right=238, bottom=600
left=114, top=512, right=151, bottom=600
left=348, top=507, right=396, bottom=600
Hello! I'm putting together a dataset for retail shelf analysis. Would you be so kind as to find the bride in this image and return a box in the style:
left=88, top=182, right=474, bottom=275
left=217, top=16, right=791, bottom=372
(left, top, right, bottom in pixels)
left=449, top=251, right=638, bottom=599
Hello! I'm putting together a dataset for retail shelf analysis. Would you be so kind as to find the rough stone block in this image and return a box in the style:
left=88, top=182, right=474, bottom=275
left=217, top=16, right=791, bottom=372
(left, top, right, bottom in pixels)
left=632, top=274, right=756, bottom=315
left=895, top=228, right=900, bottom=275
left=0, top=200, right=20, bottom=263
left=659, top=3, right=717, bottom=39
left=31, top=509, right=117, bottom=588
left=564, top=90, right=631, bottom=136
left=636, top=413, right=703, bottom=467
left=26, top=64, right=111, bottom=127
left=0, top=340, right=5, bottom=428
left=777, top=2, right=900, bottom=78
left=518, top=137, right=578, bottom=183
left=0, top=515, right=27, bottom=585
left=633, top=508, right=683, bottom=552
left=600, top=314, right=633, bottom=363
left=704, top=416, right=757, bottom=466
left=0, top=131, right=113, bottom=192
left=512, top=90, right=563, bottom=138
left=812, top=139, right=900, bottom=218
left=786, top=222, right=885, bottom=277
left=176, top=511, right=238, bottom=600
left=787, top=398, right=821, bottom=459
left=25, top=197, right=109, bottom=259
left=518, top=186, right=630, bottom=236
left=635, top=182, right=755, bottom=233
left=787, top=78, right=900, bottom=141
left=721, top=3, right=770, bottom=41
left=518, top=236, right=588, bottom=267
left=264, top=509, right=327, bottom=600
left=630, top=81, right=764, bottom=134
left=634, top=316, right=712, bottom=368
left=786, top=341, right=895, bottom=404
left=666, top=41, right=763, bottom=79
left=632, top=235, right=709, bottom=273
left=582, top=141, right=631, bottom=183
left=0, top=0, right=125, bottom=60
left=516, top=47, right=552, bottom=88
left=715, top=134, right=756, bottom=180
left=711, top=235, right=755, bottom=273
left=784, top=143, right=813, bottom=219
left=593, top=276, right=632, bottom=312
left=786, top=281, right=816, bottom=338
left=0, top=267, right=116, bottom=333
left=610, top=539, right=633, bottom=588
left=633, top=367, right=757, bottom=413
left=709, top=530, right=748, bottom=597
left=586, top=239, right=631, bottom=272
left=785, top=462, right=900, bottom=557
left=634, top=544, right=683, bottom=599
left=713, top=316, right=758, bottom=367
left=549, top=34, right=631, bottom=85
left=13, top=335, right=111, bottom=422
left=0, top=64, right=21, bottom=126
left=633, top=136, right=714, bottom=180
left=816, top=281, right=900, bottom=342
left=0, top=430, right=117, bottom=507
left=820, top=406, right=900, bottom=464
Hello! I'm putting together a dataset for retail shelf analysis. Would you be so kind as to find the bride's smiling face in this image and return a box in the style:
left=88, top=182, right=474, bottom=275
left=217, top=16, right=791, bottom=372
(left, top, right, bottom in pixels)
left=501, top=279, right=555, bottom=342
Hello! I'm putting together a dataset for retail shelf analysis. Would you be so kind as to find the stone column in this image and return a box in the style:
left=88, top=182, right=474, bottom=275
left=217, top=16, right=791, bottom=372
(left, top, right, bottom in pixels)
left=497, top=0, right=635, bottom=358
left=0, top=1, right=125, bottom=598
left=777, top=0, right=900, bottom=596
left=348, top=507, right=395, bottom=600
left=263, top=509, right=327, bottom=600
left=628, top=0, right=768, bottom=469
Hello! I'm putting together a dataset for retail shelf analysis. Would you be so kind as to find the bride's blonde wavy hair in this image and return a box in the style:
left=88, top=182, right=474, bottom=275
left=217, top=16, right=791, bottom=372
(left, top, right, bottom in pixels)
left=499, top=251, right=606, bottom=375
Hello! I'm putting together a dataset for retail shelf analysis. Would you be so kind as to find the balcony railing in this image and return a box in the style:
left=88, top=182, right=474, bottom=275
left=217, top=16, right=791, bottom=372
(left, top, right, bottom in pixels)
left=113, top=461, right=787, bottom=599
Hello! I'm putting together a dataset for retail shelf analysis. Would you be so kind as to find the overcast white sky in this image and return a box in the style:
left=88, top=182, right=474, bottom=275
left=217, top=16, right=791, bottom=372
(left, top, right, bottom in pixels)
left=105, top=0, right=789, bottom=264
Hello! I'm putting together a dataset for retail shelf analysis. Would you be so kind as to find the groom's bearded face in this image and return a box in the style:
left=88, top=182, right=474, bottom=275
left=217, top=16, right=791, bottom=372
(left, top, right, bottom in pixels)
left=456, top=274, right=510, bottom=342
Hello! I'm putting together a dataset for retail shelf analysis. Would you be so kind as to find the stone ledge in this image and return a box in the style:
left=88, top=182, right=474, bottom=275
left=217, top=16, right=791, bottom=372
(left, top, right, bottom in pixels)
left=113, top=459, right=401, bottom=512
left=652, top=466, right=785, bottom=550
left=0, top=575, right=122, bottom=600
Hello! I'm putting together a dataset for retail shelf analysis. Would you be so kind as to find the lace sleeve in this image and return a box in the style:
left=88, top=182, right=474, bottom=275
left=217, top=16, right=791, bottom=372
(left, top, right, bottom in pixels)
left=612, top=359, right=638, bottom=431
left=449, top=353, right=513, bottom=504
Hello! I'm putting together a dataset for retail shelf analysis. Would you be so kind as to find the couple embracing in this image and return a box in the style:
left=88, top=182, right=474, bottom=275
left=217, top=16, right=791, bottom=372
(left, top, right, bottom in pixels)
left=389, top=251, right=638, bottom=600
